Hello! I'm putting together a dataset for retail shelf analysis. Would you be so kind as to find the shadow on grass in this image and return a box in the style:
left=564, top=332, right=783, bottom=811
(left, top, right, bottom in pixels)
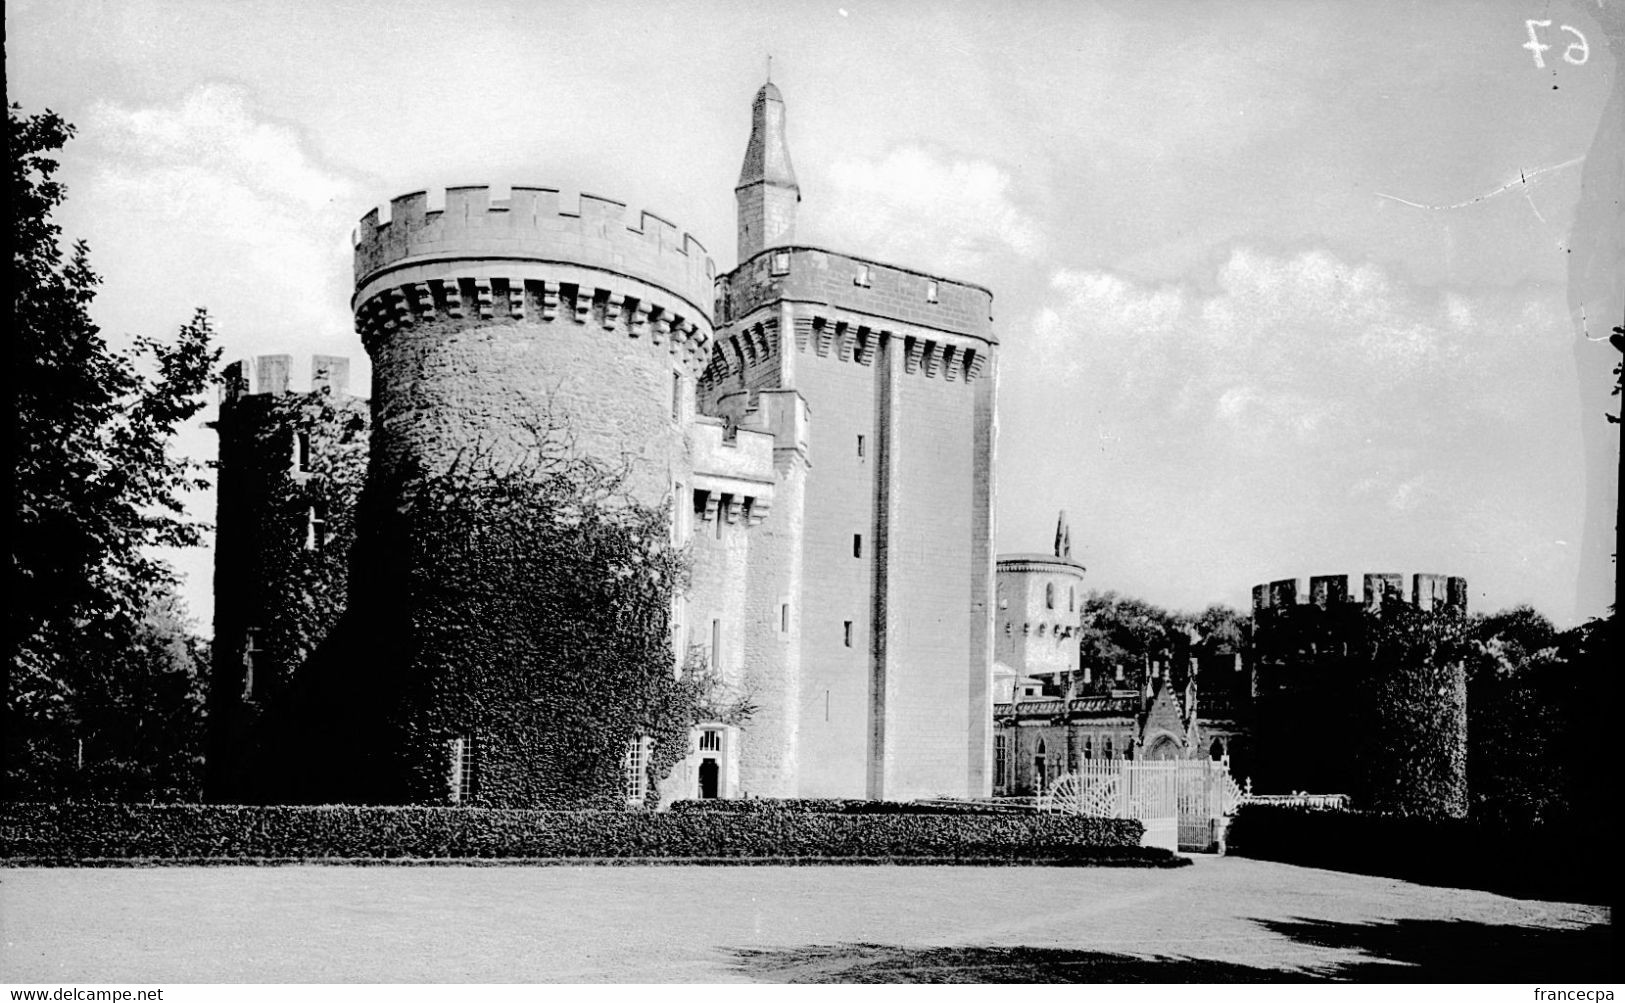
left=729, top=944, right=1317, bottom=983
left=1226, top=808, right=1611, bottom=904
left=728, top=918, right=1616, bottom=983
left=1257, top=916, right=1618, bottom=982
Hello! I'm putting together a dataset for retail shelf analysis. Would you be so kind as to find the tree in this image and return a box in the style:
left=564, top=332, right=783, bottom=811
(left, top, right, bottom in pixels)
left=7, top=104, right=220, bottom=799
left=1077, top=590, right=1182, bottom=687
left=1467, top=605, right=1612, bottom=827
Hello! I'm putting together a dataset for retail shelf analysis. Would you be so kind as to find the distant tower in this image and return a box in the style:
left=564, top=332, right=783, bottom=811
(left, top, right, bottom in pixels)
left=735, top=80, right=800, bottom=262
left=995, top=513, right=1088, bottom=690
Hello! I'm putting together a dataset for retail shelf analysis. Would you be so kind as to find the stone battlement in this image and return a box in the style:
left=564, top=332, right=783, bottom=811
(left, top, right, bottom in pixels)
left=221, top=355, right=353, bottom=403
left=1251, top=572, right=1468, bottom=615
left=689, top=416, right=776, bottom=526
left=353, top=186, right=715, bottom=314
left=721, top=245, right=995, bottom=343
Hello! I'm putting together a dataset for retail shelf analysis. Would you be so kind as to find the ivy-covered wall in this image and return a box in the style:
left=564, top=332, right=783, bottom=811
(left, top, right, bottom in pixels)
left=1252, top=597, right=1468, bottom=818
left=271, top=440, right=699, bottom=809
left=207, top=388, right=369, bottom=802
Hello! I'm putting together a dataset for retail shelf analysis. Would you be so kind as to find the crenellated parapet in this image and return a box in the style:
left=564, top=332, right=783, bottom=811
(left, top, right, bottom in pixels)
left=1251, top=572, right=1468, bottom=616
left=221, top=355, right=354, bottom=404
left=688, top=413, right=778, bottom=527
left=352, top=186, right=717, bottom=375
left=720, top=245, right=993, bottom=341
left=353, top=186, right=714, bottom=312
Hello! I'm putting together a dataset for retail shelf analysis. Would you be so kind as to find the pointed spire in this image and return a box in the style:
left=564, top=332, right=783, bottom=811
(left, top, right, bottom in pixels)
left=736, top=77, right=800, bottom=261
left=737, top=82, right=799, bottom=190
left=1054, top=509, right=1071, bottom=560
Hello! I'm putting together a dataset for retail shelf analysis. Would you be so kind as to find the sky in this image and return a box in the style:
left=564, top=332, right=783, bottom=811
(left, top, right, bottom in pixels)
left=8, top=0, right=1622, bottom=632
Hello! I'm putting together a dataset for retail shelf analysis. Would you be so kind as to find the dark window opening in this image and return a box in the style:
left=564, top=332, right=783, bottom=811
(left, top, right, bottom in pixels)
left=853, top=534, right=863, bottom=558
left=843, top=621, right=853, bottom=648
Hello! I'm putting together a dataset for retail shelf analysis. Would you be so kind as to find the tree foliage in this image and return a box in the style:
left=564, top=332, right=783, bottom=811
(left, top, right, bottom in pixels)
left=1465, top=606, right=1611, bottom=827
left=7, top=103, right=220, bottom=800
left=1075, top=591, right=1246, bottom=693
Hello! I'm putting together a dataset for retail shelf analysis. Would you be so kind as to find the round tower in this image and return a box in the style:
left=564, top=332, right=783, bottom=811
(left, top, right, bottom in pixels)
left=994, top=511, right=1088, bottom=696
left=348, top=186, right=716, bottom=806
left=1250, top=571, right=1469, bottom=817
left=352, top=185, right=715, bottom=504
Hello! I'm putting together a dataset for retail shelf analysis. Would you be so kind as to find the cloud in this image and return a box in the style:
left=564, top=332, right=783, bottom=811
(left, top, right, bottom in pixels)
left=1022, top=247, right=1568, bottom=444
left=997, top=245, right=1582, bottom=618
left=77, top=83, right=364, bottom=350
left=808, top=147, right=1041, bottom=275
left=87, top=83, right=352, bottom=210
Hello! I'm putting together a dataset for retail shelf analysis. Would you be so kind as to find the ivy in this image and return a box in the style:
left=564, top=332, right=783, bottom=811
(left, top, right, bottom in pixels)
left=267, top=416, right=696, bottom=809
left=1251, top=598, right=1469, bottom=817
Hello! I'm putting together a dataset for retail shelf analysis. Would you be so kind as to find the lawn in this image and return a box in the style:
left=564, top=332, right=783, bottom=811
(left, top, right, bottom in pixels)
left=0, top=857, right=1612, bottom=982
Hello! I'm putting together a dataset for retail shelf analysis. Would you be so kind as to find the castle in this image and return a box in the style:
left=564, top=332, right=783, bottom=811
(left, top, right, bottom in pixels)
left=205, top=79, right=1470, bottom=816
left=207, top=81, right=998, bottom=805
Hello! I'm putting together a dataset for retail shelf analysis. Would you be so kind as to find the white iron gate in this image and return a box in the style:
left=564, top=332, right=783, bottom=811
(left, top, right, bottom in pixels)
left=1039, top=759, right=1242, bottom=852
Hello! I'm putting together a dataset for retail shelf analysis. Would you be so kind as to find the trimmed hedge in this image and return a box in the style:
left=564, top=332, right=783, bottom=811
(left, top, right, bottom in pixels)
left=0, top=803, right=1174, bottom=867
left=1226, top=805, right=1604, bottom=903
left=668, top=798, right=1029, bottom=815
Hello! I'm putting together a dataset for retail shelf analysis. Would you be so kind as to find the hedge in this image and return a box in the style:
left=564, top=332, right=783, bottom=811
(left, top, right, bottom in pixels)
left=668, top=798, right=1030, bottom=815
left=0, top=804, right=1174, bottom=867
left=1226, top=804, right=1604, bottom=903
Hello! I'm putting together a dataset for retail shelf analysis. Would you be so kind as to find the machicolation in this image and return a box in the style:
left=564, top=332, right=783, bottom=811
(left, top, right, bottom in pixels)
left=352, top=185, right=715, bottom=372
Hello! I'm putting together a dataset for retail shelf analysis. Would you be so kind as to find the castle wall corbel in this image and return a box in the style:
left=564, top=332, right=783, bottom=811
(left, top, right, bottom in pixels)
left=472, top=278, right=495, bottom=320
left=441, top=279, right=465, bottom=318
left=508, top=278, right=527, bottom=320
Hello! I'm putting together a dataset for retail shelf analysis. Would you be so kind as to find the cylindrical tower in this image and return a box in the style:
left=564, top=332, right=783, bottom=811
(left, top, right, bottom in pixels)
left=352, top=185, right=715, bottom=504
left=1250, top=571, right=1469, bottom=817
left=348, top=186, right=717, bottom=806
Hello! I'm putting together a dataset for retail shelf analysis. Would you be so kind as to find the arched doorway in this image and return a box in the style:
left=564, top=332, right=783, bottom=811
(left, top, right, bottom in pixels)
left=698, top=758, right=719, bottom=799
left=1145, top=735, right=1181, bottom=760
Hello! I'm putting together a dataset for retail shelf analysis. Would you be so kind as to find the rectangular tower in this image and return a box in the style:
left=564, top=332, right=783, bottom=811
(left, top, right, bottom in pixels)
left=702, top=247, right=997, bottom=799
